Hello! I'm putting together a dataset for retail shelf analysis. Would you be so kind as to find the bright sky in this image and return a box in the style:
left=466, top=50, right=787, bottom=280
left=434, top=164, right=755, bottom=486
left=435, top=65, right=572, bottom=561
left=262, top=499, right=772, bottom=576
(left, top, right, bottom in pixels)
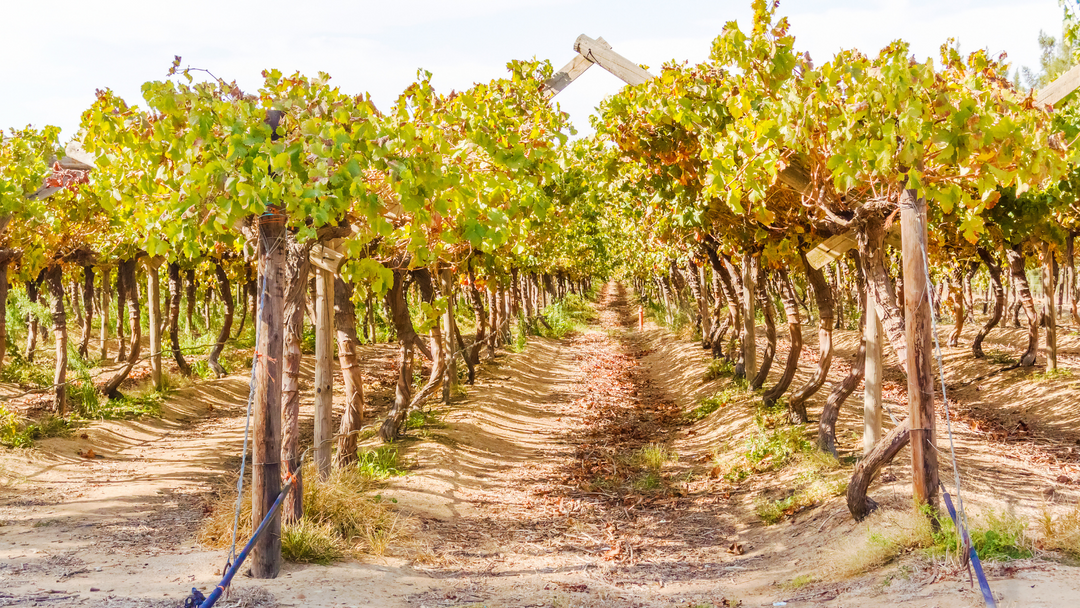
left=0, top=0, right=1065, bottom=142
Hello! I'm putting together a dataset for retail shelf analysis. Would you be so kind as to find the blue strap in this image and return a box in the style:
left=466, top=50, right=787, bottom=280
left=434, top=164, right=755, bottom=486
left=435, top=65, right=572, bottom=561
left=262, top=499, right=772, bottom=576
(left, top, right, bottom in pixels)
left=941, top=490, right=997, bottom=608
left=191, top=473, right=297, bottom=608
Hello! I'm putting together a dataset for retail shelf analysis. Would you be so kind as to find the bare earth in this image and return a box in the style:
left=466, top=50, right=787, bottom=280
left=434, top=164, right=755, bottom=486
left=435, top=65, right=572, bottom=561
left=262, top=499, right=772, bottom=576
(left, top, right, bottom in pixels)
left=2, top=283, right=1079, bottom=607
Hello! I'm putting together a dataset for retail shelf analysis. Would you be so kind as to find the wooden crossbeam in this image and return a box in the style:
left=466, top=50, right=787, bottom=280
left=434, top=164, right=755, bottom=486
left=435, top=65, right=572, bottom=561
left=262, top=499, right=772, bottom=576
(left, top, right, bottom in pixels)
left=309, top=242, right=345, bottom=274
left=543, top=37, right=610, bottom=98
left=545, top=33, right=816, bottom=203
left=805, top=224, right=901, bottom=270
left=573, top=34, right=653, bottom=86
left=1037, top=63, right=1080, bottom=108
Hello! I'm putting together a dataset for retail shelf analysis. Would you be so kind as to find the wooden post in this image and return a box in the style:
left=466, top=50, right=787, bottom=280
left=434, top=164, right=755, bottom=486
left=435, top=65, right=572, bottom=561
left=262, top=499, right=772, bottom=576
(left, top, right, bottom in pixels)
left=146, top=259, right=163, bottom=390
left=741, top=253, right=757, bottom=377
left=314, top=266, right=334, bottom=480
left=900, top=187, right=938, bottom=511
left=863, top=287, right=883, bottom=456
left=99, top=266, right=110, bottom=360
left=1043, top=242, right=1058, bottom=371
left=251, top=210, right=286, bottom=579
left=441, top=267, right=457, bottom=405
left=0, top=258, right=8, bottom=373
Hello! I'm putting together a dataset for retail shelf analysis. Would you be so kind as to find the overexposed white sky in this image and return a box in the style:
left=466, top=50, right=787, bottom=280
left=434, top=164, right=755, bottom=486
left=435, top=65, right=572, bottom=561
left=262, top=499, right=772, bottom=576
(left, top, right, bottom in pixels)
left=0, top=0, right=1064, bottom=141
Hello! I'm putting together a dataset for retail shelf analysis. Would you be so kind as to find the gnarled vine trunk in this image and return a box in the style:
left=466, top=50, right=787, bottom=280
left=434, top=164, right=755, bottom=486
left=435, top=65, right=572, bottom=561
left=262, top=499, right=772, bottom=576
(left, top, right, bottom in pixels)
left=946, top=264, right=965, bottom=347
left=280, top=236, right=310, bottom=522
left=701, top=240, right=740, bottom=361
left=115, top=268, right=127, bottom=362
left=207, top=262, right=234, bottom=378
left=184, top=267, right=197, bottom=336
left=24, top=273, right=43, bottom=362
left=847, top=419, right=911, bottom=521
left=819, top=253, right=867, bottom=457
left=166, top=263, right=191, bottom=376
left=101, top=259, right=141, bottom=399
left=380, top=268, right=427, bottom=442
left=973, top=248, right=1003, bottom=358
left=788, top=251, right=834, bottom=423
left=77, top=265, right=94, bottom=359
left=749, top=264, right=776, bottom=390
left=334, top=276, right=367, bottom=468
left=762, top=268, right=802, bottom=407
left=1005, top=245, right=1039, bottom=366
left=46, top=266, right=68, bottom=415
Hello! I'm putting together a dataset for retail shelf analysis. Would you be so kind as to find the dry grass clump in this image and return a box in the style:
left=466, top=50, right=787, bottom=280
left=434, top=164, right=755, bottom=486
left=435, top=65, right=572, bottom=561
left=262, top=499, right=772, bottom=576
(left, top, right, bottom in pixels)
left=827, top=507, right=935, bottom=579
left=1037, top=501, right=1080, bottom=559
left=198, top=459, right=406, bottom=564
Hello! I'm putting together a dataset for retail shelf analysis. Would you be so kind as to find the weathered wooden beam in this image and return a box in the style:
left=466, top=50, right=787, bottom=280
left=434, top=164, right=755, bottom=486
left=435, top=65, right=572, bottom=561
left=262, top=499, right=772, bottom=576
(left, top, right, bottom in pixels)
left=309, top=243, right=345, bottom=274
left=542, top=37, right=610, bottom=98
left=1037, top=63, right=1080, bottom=108
left=574, top=34, right=652, bottom=86
left=807, top=224, right=901, bottom=270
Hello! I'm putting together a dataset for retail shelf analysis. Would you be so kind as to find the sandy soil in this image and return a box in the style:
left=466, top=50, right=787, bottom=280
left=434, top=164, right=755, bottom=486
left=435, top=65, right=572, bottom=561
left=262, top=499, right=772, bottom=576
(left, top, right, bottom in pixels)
left=1, top=284, right=1079, bottom=607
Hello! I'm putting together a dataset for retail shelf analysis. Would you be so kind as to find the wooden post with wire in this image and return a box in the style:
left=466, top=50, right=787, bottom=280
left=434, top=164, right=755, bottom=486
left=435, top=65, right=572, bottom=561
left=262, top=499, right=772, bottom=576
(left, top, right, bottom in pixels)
left=441, top=267, right=458, bottom=404
left=863, top=289, right=883, bottom=455
left=251, top=206, right=286, bottom=578
left=250, top=108, right=287, bottom=579
left=145, top=257, right=164, bottom=390
left=310, top=242, right=344, bottom=480
left=899, top=187, right=939, bottom=511
left=741, top=253, right=757, bottom=378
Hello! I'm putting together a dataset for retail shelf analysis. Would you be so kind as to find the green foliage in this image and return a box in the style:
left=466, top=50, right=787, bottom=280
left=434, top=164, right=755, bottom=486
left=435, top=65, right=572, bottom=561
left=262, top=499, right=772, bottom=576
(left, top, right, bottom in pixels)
left=986, top=350, right=1018, bottom=365
left=1032, top=367, right=1074, bottom=382
left=783, top=574, right=814, bottom=590
left=757, top=476, right=848, bottom=525
left=201, top=460, right=404, bottom=561
left=190, top=359, right=214, bottom=380
left=633, top=470, right=663, bottom=491
left=405, top=408, right=445, bottom=432
left=745, top=423, right=814, bottom=468
left=686, top=387, right=740, bottom=422
left=702, top=358, right=735, bottom=382
left=355, top=446, right=408, bottom=480
left=633, top=443, right=677, bottom=472
left=928, top=506, right=1032, bottom=561
left=281, top=518, right=343, bottom=564
left=301, top=325, right=317, bottom=355
left=538, top=294, right=595, bottom=339
left=0, top=407, right=72, bottom=448
left=0, top=351, right=52, bottom=388
left=7, top=288, right=51, bottom=334
left=510, top=315, right=529, bottom=352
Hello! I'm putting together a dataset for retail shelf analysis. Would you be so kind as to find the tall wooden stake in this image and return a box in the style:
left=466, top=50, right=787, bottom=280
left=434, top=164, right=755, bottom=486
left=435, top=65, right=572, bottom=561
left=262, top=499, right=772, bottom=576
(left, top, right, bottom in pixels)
left=99, top=266, right=110, bottom=360
left=441, top=267, right=458, bottom=404
left=314, top=266, right=335, bottom=480
left=900, top=187, right=939, bottom=511
left=251, top=211, right=286, bottom=579
left=1042, top=242, right=1058, bottom=371
left=863, top=286, right=883, bottom=455
left=741, top=253, right=757, bottom=377
left=146, top=259, right=163, bottom=390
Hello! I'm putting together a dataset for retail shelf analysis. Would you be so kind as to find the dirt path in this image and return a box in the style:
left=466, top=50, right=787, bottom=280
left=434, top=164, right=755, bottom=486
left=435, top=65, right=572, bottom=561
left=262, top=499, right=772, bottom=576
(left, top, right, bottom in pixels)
left=387, top=283, right=744, bottom=607
left=2, top=283, right=1080, bottom=607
